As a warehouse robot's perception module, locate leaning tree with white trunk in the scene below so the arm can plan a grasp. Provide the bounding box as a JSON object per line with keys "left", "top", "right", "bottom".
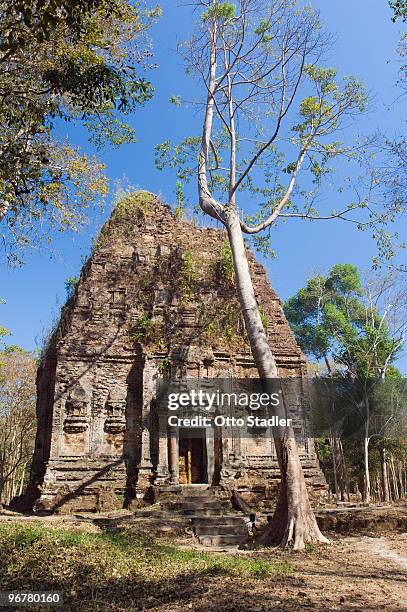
{"left": 156, "top": 0, "right": 399, "bottom": 549}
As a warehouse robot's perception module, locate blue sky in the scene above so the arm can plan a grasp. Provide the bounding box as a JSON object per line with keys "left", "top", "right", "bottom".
{"left": 1, "top": 0, "right": 406, "bottom": 371}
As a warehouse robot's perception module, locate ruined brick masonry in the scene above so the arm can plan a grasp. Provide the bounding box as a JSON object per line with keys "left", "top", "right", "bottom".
{"left": 20, "top": 191, "right": 326, "bottom": 513}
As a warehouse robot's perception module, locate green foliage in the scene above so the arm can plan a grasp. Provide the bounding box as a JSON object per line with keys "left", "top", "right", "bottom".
{"left": 155, "top": 130, "right": 229, "bottom": 200}
{"left": 255, "top": 17, "right": 273, "bottom": 43}
{"left": 0, "top": 0, "right": 160, "bottom": 264}
{"left": 155, "top": 0, "right": 406, "bottom": 273}
{"left": 390, "top": 0, "right": 407, "bottom": 21}
{"left": 201, "top": 2, "right": 236, "bottom": 23}
{"left": 3, "top": 144, "right": 108, "bottom": 265}
{"left": 249, "top": 233, "right": 277, "bottom": 259}
{"left": 0, "top": 325, "right": 9, "bottom": 343}
{"left": 218, "top": 240, "right": 234, "bottom": 283}
{"left": 128, "top": 306, "right": 165, "bottom": 348}
{"left": 294, "top": 67, "right": 367, "bottom": 142}
{"left": 0, "top": 1, "right": 142, "bottom": 53}
{"left": 201, "top": 300, "right": 246, "bottom": 348}
{"left": 174, "top": 180, "right": 186, "bottom": 220}
{"left": 179, "top": 248, "right": 200, "bottom": 303}
{"left": 259, "top": 305, "right": 269, "bottom": 334}
{"left": 65, "top": 276, "right": 79, "bottom": 300}
{"left": 155, "top": 136, "right": 201, "bottom": 182}
{"left": 129, "top": 312, "right": 154, "bottom": 342}
{"left": 284, "top": 264, "right": 403, "bottom": 379}
{"left": 94, "top": 190, "right": 157, "bottom": 250}
{"left": 304, "top": 542, "right": 315, "bottom": 554}
{"left": 113, "top": 190, "right": 155, "bottom": 223}
{"left": 169, "top": 94, "right": 182, "bottom": 107}
{"left": 159, "top": 355, "right": 171, "bottom": 374}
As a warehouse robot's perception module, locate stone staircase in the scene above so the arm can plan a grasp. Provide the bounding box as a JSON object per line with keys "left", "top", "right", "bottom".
{"left": 192, "top": 515, "right": 247, "bottom": 547}
{"left": 159, "top": 486, "right": 247, "bottom": 548}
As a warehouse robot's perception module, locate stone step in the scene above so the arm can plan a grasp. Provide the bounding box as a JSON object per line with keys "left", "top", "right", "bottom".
{"left": 180, "top": 487, "right": 213, "bottom": 497}
{"left": 194, "top": 524, "right": 246, "bottom": 536}
{"left": 154, "top": 487, "right": 249, "bottom": 547}
{"left": 183, "top": 507, "right": 223, "bottom": 516}
{"left": 197, "top": 534, "right": 246, "bottom": 547}
{"left": 170, "top": 496, "right": 222, "bottom": 504}
{"left": 53, "top": 478, "right": 127, "bottom": 486}
{"left": 157, "top": 485, "right": 215, "bottom": 497}
{"left": 192, "top": 515, "right": 244, "bottom": 525}
{"left": 166, "top": 500, "right": 223, "bottom": 509}
{"left": 191, "top": 512, "right": 247, "bottom": 547}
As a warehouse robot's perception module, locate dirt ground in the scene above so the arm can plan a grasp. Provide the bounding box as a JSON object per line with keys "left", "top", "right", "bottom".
{"left": 0, "top": 511, "right": 406, "bottom": 611}
{"left": 149, "top": 533, "right": 407, "bottom": 611}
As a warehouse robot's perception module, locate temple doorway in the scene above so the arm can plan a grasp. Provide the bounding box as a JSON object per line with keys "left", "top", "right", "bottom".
{"left": 178, "top": 429, "right": 207, "bottom": 484}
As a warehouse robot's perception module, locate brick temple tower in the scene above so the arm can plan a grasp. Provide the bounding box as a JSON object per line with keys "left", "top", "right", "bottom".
{"left": 20, "top": 192, "right": 326, "bottom": 513}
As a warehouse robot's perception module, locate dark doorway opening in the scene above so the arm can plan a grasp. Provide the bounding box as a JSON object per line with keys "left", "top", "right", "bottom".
{"left": 178, "top": 429, "right": 207, "bottom": 484}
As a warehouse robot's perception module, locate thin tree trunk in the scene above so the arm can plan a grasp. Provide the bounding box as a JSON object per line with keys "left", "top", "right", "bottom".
{"left": 0, "top": 474, "right": 5, "bottom": 508}
{"left": 331, "top": 436, "right": 339, "bottom": 504}
{"left": 363, "top": 438, "right": 371, "bottom": 504}
{"left": 363, "top": 410, "right": 371, "bottom": 504}
{"left": 18, "top": 462, "right": 28, "bottom": 496}
{"left": 338, "top": 438, "right": 350, "bottom": 502}
{"left": 375, "top": 476, "right": 381, "bottom": 502}
{"left": 196, "top": 11, "right": 328, "bottom": 550}
{"left": 390, "top": 455, "right": 399, "bottom": 500}
{"left": 398, "top": 461, "right": 405, "bottom": 499}
{"left": 335, "top": 437, "right": 346, "bottom": 502}
{"left": 380, "top": 446, "right": 390, "bottom": 502}
{"left": 387, "top": 468, "right": 393, "bottom": 502}
{"left": 226, "top": 211, "right": 329, "bottom": 550}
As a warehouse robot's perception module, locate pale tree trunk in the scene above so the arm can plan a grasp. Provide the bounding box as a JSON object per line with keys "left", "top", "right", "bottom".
{"left": 390, "top": 455, "right": 400, "bottom": 500}
{"left": 387, "top": 469, "right": 393, "bottom": 502}
{"left": 338, "top": 438, "right": 350, "bottom": 502}
{"left": 398, "top": 461, "right": 405, "bottom": 499}
{"left": 331, "top": 436, "right": 339, "bottom": 504}
{"left": 226, "top": 211, "right": 329, "bottom": 549}
{"left": 363, "top": 434, "right": 371, "bottom": 504}
{"left": 380, "top": 446, "right": 390, "bottom": 503}
{"left": 331, "top": 436, "right": 347, "bottom": 502}
{"left": 0, "top": 472, "right": 5, "bottom": 509}
{"left": 195, "top": 9, "right": 328, "bottom": 550}
{"left": 361, "top": 396, "right": 371, "bottom": 505}
{"left": 18, "top": 462, "right": 28, "bottom": 496}
{"left": 375, "top": 476, "right": 381, "bottom": 502}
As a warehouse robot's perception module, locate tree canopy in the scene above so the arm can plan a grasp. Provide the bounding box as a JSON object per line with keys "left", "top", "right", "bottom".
{"left": 390, "top": 0, "right": 407, "bottom": 21}
{"left": 284, "top": 264, "right": 407, "bottom": 379}
{"left": 155, "top": 2, "right": 406, "bottom": 268}
{"left": 157, "top": 0, "right": 368, "bottom": 233}
{"left": 0, "top": 0, "right": 160, "bottom": 264}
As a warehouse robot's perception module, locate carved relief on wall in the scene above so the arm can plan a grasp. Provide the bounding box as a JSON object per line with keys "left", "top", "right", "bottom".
{"left": 109, "top": 288, "right": 126, "bottom": 310}
{"left": 103, "top": 391, "right": 126, "bottom": 435}
{"left": 63, "top": 384, "right": 90, "bottom": 434}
